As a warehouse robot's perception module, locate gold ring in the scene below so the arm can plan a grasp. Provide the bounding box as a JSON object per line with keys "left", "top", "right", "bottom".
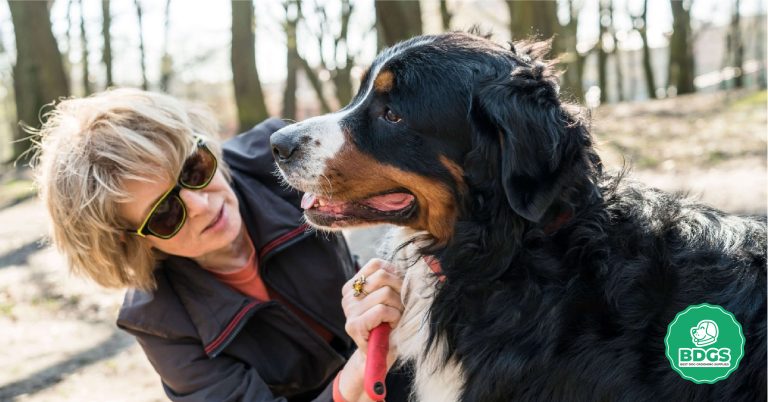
{"left": 352, "top": 275, "right": 369, "bottom": 297}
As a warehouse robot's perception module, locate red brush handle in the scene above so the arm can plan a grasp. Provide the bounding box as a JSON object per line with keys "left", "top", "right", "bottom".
{"left": 364, "top": 324, "right": 391, "bottom": 401}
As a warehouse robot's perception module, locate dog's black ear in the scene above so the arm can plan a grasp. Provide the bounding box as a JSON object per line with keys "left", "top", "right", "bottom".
{"left": 472, "top": 46, "right": 575, "bottom": 222}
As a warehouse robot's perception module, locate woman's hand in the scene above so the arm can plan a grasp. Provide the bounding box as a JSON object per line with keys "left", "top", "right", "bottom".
{"left": 336, "top": 258, "right": 404, "bottom": 401}
{"left": 342, "top": 258, "right": 403, "bottom": 354}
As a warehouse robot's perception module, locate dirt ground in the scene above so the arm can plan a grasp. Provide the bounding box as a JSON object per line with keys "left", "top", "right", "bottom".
{"left": 0, "top": 90, "right": 765, "bottom": 401}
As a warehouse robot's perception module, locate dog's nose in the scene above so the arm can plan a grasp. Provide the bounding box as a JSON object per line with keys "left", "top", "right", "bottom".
{"left": 270, "top": 127, "right": 303, "bottom": 164}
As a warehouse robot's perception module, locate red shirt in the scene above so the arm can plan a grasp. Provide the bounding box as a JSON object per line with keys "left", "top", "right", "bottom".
{"left": 210, "top": 234, "right": 334, "bottom": 343}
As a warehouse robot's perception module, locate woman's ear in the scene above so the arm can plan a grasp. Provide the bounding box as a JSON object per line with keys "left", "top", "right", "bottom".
{"left": 472, "top": 50, "right": 575, "bottom": 223}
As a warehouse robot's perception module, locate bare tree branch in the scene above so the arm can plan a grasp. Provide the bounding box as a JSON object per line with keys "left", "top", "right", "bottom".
{"left": 79, "top": 0, "right": 91, "bottom": 94}
{"left": 134, "top": 0, "right": 148, "bottom": 90}
{"left": 297, "top": 56, "right": 332, "bottom": 113}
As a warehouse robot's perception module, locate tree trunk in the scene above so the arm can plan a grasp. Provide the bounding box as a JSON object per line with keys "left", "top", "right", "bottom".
{"left": 64, "top": 0, "right": 74, "bottom": 80}
{"left": 507, "top": 0, "right": 559, "bottom": 40}
{"left": 375, "top": 0, "right": 422, "bottom": 50}
{"left": 8, "top": 0, "right": 70, "bottom": 164}
{"left": 507, "top": 1, "right": 585, "bottom": 101}
{"left": 332, "top": 0, "right": 354, "bottom": 106}
{"left": 756, "top": 4, "right": 767, "bottom": 89}
{"left": 560, "top": 0, "right": 584, "bottom": 102}
{"left": 731, "top": 0, "right": 744, "bottom": 88}
{"left": 231, "top": 0, "right": 269, "bottom": 131}
{"left": 638, "top": 0, "right": 657, "bottom": 98}
{"left": 613, "top": 50, "right": 624, "bottom": 102}
{"left": 134, "top": 0, "right": 148, "bottom": 90}
{"left": 598, "top": 0, "right": 608, "bottom": 103}
{"left": 282, "top": 0, "right": 299, "bottom": 120}
{"left": 669, "top": 0, "right": 695, "bottom": 94}
{"left": 102, "top": 0, "right": 113, "bottom": 88}
{"left": 79, "top": 0, "right": 91, "bottom": 95}
{"left": 160, "top": 0, "right": 173, "bottom": 91}
{"left": 609, "top": 0, "right": 623, "bottom": 102}
{"left": 305, "top": 0, "right": 355, "bottom": 108}
{"left": 440, "top": 0, "right": 452, "bottom": 32}
{"left": 333, "top": 65, "right": 353, "bottom": 107}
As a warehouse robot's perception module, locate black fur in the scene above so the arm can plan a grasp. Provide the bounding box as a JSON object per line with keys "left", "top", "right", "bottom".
{"left": 411, "top": 33, "right": 766, "bottom": 402}
{"left": 280, "top": 31, "right": 767, "bottom": 401}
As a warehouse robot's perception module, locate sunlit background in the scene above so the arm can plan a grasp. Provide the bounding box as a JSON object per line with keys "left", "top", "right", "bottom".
{"left": 0, "top": 1, "right": 765, "bottom": 401}
{"left": 0, "top": 0, "right": 765, "bottom": 142}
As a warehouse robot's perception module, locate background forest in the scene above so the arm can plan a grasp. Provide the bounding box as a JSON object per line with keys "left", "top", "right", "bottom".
{"left": 1, "top": 0, "right": 765, "bottom": 166}
{"left": 0, "top": 1, "right": 765, "bottom": 400}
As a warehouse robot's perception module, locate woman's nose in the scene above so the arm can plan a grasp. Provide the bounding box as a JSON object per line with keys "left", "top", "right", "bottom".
{"left": 179, "top": 188, "right": 210, "bottom": 217}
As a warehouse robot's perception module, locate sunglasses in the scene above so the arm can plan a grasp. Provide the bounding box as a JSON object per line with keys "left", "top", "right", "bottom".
{"left": 127, "top": 137, "right": 218, "bottom": 239}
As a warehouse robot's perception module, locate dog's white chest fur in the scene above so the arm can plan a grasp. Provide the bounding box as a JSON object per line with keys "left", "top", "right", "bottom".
{"left": 379, "top": 228, "right": 465, "bottom": 402}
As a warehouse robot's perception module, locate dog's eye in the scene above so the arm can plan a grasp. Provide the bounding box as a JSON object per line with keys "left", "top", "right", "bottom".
{"left": 384, "top": 108, "right": 402, "bottom": 123}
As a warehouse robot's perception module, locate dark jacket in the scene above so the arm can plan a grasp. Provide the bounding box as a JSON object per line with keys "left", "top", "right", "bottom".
{"left": 117, "top": 119, "right": 357, "bottom": 401}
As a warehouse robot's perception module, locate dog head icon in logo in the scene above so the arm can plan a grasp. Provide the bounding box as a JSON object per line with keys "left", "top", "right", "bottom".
{"left": 690, "top": 320, "right": 719, "bottom": 347}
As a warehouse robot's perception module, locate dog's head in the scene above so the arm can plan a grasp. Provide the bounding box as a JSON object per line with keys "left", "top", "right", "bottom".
{"left": 271, "top": 32, "right": 596, "bottom": 245}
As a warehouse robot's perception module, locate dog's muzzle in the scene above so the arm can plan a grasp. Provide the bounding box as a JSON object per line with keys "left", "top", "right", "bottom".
{"left": 270, "top": 126, "right": 304, "bottom": 166}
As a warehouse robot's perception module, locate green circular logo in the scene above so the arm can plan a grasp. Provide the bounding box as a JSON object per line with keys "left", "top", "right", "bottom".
{"left": 665, "top": 303, "right": 745, "bottom": 384}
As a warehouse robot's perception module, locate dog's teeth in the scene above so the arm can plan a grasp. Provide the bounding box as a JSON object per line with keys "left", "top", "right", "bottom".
{"left": 318, "top": 199, "right": 326, "bottom": 207}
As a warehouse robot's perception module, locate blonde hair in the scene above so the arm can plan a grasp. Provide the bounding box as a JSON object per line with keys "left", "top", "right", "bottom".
{"left": 32, "top": 88, "right": 229, "bottom": 290}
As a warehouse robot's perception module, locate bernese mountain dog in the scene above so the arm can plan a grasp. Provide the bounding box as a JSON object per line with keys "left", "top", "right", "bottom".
{"left": 270, "top": 31, "right": 766, "bottom": 401}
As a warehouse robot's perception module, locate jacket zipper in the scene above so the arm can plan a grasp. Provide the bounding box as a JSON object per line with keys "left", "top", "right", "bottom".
{"left": 259, "top": 224, "right": 351, "bottom": 341}
{"left": 205, "top": 224, "right": 313, "bottom": 357}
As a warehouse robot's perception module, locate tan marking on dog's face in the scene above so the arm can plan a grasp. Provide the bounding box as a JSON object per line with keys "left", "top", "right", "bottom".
{"left": 374, "top": 70, "right": 395, "bottom": 93}
{"left": 323, "top": 140, "right": 458, "bottom": 245}
{"left": 439, "top": 155, "right": 468, "bottom": 195}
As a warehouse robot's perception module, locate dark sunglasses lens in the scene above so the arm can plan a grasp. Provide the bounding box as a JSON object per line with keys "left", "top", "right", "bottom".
{"left": 180, "top": 146, "right": 216, "bottom": 188}
{"left": 147, "top": 195, "right": 185, "bottom": 237}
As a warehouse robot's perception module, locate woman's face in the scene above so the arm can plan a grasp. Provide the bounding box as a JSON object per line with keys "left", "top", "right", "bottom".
{"left": 119, "top": 170, "right": 243, "bottom": 258}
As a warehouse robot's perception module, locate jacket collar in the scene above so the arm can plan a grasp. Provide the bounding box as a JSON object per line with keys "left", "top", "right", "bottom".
{"left": 116, "top": 256, "right": 259, "bottom": 357}
{"left": 164, "top": 256, "right": 265, "bottom": 357}
{"left": 222, "top": 118, "right": 309, "bottom": 260}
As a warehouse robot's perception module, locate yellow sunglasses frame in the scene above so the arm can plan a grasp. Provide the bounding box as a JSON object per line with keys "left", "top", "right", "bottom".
{"left": 129, "top": 137, "right": 217, "bottom": 239}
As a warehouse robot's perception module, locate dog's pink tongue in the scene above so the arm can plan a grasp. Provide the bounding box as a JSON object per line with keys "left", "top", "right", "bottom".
{"left": 301, "top": 193, "right": 317, "bottom": 209}
{"left": 361, "top": 193, "right": 414, "bottom": 211}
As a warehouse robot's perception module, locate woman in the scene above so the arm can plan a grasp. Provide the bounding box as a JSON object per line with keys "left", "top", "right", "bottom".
{"left": 32, "top": 88, "right": 407, "bottom": 401}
